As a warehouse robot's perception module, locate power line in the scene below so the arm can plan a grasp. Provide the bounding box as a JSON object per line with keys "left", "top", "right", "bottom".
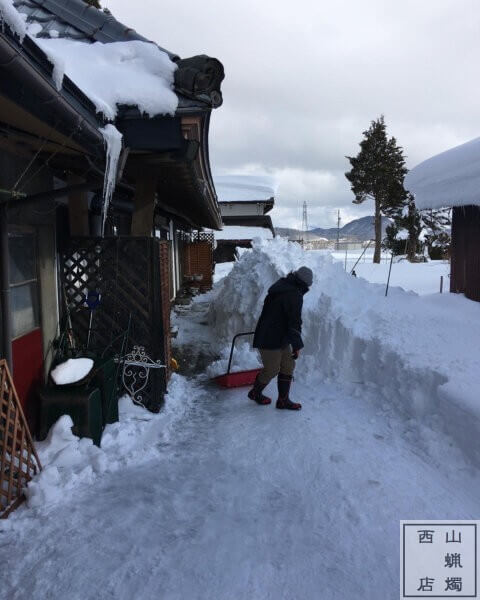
{"left": 336, "top": 209, "right": 341, "bottom": 250}
{"left": 302, "top": 201, "right": 308, "bottom": 246}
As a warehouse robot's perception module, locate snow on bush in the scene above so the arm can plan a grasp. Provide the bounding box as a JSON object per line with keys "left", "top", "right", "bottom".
{"left": 209, "top": 238, "right": 480, "bottom": 464}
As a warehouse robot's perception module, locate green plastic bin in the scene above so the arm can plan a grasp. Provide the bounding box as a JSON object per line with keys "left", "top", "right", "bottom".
{"left": 37, "top": 386, "right": 103, "bottom": 447}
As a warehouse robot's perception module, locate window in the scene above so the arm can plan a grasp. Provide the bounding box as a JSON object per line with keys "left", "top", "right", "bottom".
{"left": 9, "top": 233, "right": 40, "bottom": 338}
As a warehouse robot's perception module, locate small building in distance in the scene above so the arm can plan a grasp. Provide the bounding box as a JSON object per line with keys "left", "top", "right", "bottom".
{"left": 212, "top": 175, "right": 276, "bottom": 263}
{"left": 406, "top": 136, "right": 480, "bottom": 302}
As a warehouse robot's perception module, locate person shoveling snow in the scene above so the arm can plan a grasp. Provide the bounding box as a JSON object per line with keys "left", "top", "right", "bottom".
{"left": 248, "top": 266, "right": 313, "bottom": 410}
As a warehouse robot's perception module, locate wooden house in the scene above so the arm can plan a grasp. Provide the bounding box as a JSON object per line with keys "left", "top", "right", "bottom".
{"left": 0, "top": 0, "right": 224, "bottom": 418}
{"left": 406, "top": 136, "right": 480, "bottom": 302}
{"left": 212, "top": 175, "right": 275, "bottom": 263}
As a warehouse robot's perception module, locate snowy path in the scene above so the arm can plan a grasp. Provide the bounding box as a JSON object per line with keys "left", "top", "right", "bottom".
{"left": 2, "top": 375, "right": 479, "bottom": 599}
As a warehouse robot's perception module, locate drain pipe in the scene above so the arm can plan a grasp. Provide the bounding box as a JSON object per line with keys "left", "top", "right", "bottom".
{"left": 0, "top": 203, "right": 12, "bottom": 369}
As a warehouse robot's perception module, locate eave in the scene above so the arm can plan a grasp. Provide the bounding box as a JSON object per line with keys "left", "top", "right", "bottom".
{"left": 0, "top": 27, "right": 105, "bottom": 159}
{"left": 219, "top": 198, "right": 274, "bottom": 215}
{"left": 121, "top": 112, "right": 221, "bottom": 230}
{"left": 220, "top": 215, "right": 275, "bottom": 236}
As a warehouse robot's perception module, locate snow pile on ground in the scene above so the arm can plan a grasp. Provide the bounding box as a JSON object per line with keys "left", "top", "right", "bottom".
{"left": 209, "top": 237, "right": 480, "bottom": 464}
{"left": 50, "top": 358, "right": 93, "bottom": 385}
{"left": 21, "top": 375, "right": 193, "bottom": 512}
{"left": 33, "top": 38, "right": 178, "bottom": 119}
{"left": 406, "top": 135, "right": 480, "bottom": 209}
{"left": 0, "top": 0, "right": 27, "bottom": 41}
{"left": 213, "top": 261, "right": 235, "bottom": 283}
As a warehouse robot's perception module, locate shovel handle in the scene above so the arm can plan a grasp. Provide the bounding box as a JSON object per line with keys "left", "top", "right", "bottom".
{"left": 227, "top": 332, "right": 255, "bottom": 374}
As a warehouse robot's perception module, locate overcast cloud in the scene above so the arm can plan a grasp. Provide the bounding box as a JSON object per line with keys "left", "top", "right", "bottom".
{"left": 104, "top": 0, "right": 480, "bottom": 227}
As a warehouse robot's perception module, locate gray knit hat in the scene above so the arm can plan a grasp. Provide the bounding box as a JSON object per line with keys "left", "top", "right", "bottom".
{"left": 294, "top": 266, "right": 313, "bottom": 287}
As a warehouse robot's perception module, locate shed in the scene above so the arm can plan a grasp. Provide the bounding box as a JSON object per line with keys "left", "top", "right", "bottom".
{"left": 405, "top": 137, "right": 480, "bottom": 302}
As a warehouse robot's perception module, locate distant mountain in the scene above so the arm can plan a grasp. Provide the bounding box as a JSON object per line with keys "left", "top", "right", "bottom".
{"left": 276, "top": 216, "right": 391, "bottom": 241}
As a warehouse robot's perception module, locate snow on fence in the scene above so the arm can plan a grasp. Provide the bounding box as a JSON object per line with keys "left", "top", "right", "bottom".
{"left": 208, "top": 238, "right": 480, "bottom": 465}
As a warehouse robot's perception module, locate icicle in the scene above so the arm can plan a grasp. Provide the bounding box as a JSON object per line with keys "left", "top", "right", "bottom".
{"left": 0, "top": 0, "right": 27, "bottom": 42}
{"left": 99, "top": 124, "right": 123, "bottom": 236}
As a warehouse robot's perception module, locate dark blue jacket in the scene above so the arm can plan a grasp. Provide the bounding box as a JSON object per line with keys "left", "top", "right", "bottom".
{"left": 253, "top": 273, "right": 308, "bottom": 351}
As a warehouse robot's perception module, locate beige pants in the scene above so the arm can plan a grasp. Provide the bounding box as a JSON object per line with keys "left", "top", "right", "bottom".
{"left": 257, "top": 346, "right": 296, "bottom": 385}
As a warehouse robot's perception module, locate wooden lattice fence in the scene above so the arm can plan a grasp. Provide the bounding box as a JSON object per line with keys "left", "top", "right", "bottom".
{"left": 60, "top": 237, "right": 169, "bottom": 411}
{"left": 0, "top": 360, "right": 41, "bottom": 518}
{"left": 183, "top": 232, "right": 214, "bottom": 292}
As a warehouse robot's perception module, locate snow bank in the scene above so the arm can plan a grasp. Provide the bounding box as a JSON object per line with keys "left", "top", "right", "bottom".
{"left": 34, "top": 38, "right": 178, "bottom": 119}
{"left": 51, "top": 358, "right": 93, "bottom": 385}
{"left": 0, "top": 0, "right": 27, "bottom": 41}
{"left": 209, "top": 238, "right": 480, "bottom": 464}
{"left": 406, "top": 136, "right": 480, "bottom": 209}
{"left": 22, "top": 375, "right": 193, "bottom": 511}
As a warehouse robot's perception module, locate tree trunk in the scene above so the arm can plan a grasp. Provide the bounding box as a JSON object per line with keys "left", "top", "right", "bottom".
{"left": 373, "top": 199, "right": 381, "bottom": 263}
{"left": 407, "top": 203, "right": 416, "bottom": 262}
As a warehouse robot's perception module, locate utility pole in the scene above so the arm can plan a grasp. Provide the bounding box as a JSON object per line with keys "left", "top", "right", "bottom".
{"left": 302, "top": 201, "right": 308, "bottom": 249}
{"left": 336, "top": 209, "right": 341, "bottom": 250}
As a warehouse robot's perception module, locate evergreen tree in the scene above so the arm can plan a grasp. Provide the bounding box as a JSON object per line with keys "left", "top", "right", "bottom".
{"left": 421, "top": 208, "right": 451, "bottom": 259}
{"left": 383, "top": 193, "right": 422, "bottom": 260}
{"left": 345, "top": 116, "right": 408, "bottom": 263}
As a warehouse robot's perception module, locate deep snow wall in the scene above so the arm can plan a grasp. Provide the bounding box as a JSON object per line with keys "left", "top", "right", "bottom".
{"left": 209, "top": 238, "right": 480, "bottom": 465}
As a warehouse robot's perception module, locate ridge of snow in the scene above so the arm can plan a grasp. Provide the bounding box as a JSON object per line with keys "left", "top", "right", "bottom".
{"left": 208, "top": 237, "right": 480, "bottom": 464}
{"left": 0, "top": 0, "right": 27, "bottom": 41}
{"left": 406, "top": 136, "right": 480, "bottom": 209}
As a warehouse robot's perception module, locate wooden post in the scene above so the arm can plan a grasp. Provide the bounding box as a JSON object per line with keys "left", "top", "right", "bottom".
{"left": 67, "top": 175, "right": 89, "bottom": 236}
{"left": 0, "top": 203, "right": 12, "bottom": 369}
{"left": 440, "top": 275, "right": 444, "bottom": 294}
{"left": 385, "top": 253, "right": 394, "bottom": 297}
{"left": 131, "top": 176, "right": 157, "bottom": 237}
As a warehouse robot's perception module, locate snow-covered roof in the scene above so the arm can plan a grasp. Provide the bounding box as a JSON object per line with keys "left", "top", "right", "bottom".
{"left": 1, "top": 0, "right": 224, "bottom": 120}
{"left": 405, "top": 136, "right": 480, "bottom": 210}
{"left": 214, "top": 226, "right": 274, "bottom": 241}
{"left": 214, "top": 175, "right": 276, "bottom": 202}
{"left": 34, "top": 37, "right": 178, "bottom": 119}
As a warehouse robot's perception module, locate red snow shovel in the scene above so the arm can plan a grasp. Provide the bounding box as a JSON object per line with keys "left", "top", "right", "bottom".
{"left": 214, "top": 332, "right": 261, "bottom": 388}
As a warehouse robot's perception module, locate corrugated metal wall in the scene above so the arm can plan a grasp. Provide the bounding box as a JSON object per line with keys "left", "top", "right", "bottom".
{"left": 451, "top": 205, "right": 480, "bottom": 302}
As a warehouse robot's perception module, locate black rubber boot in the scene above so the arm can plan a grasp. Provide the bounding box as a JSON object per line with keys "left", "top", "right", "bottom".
{"left": 276, "top": 373, "right": 302, "bottom": 410}
{"left": 248, "top": 376, "right": 272, "bottom": 405}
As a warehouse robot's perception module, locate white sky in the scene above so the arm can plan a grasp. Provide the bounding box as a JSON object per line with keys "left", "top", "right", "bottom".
{"left": 104, "top": 0, "right": 480, "bottom": 228}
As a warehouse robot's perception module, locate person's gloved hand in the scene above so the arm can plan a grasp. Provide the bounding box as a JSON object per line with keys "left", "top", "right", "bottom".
{"left": 291, "top": 349, "right": 301, "bottom": 360}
